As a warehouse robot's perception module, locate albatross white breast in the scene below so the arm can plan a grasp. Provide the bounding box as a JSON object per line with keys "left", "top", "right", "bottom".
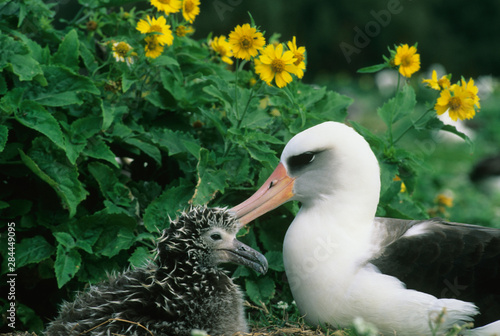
{"left": 231, "top": 121, "right": 500, "bottom": 335}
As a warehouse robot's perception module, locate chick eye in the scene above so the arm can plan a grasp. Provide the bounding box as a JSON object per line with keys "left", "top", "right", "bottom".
{"left": 210, "top": 233, "right": 222, "bottom": 241}
{"left": 288, "top": 152, "right": 316, "bottom": 169}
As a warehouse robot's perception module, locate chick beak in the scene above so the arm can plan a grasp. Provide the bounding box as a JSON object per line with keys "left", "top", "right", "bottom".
{"left": 217, "top": 239, "right": 268, "bottom": 274}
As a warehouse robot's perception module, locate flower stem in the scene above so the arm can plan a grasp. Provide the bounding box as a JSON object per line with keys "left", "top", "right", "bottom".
{"left": 234, "top": 58, "right": 239, "bottom": 120}
{"left": 392, "top": 107, "right": 434, "bottom": 145}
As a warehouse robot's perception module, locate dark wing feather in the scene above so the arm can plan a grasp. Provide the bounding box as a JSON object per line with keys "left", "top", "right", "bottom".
{"left": 370, "top": 218, "right": 500, "bottom": 327}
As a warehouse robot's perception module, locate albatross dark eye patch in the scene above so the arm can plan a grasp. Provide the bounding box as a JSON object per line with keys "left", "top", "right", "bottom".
{"left": 288, "top": 152, "right": 316, "bottom": 169}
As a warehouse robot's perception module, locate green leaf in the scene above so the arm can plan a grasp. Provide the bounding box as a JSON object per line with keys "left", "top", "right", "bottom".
{"left": 0, "top": 125, "right": 8, "bottom": 152}
{"left": 69, "top": 217, "right": 103, "bottom": 254}
{"left": 244, "top": 142, "right": 279, "bottom": 169}
{"left": 19, "top": 137, "right": 88, "bottom": 217}
{"left": 128, "top": 246, "right": 152, "bottom": 268}
{"left": 349, "top": 121, "right": 385, "bottom": 152}
{"left": 0, "top": 75, "right": 7, "bottom": 95}
{"left": 265, "top": 251, "right": 285, "bottom": 272}
{"left": 357, "top": 63, "right": 389, "bottom": 73}
{"left": 83, "top": 138, "right": 119, "bottom": 168}
{"left": 51, "top": 29, "right": 80, "bottom": 71}
{"left": 74, "top": 213, "right": 137, "bottom": 257}
{"left": 124, "top": 137, "right": 162, "bottom": 166}
{"left": 232, "top": 265, "right": 252, "bottom": 278}
{"left": 17, "top": 303, "right": 44, "bottom": 333}
{"left": 88, "top": 161, "right": 132, "bottom": 207}
{"left": 0, "top": 87, "right": 24, "bottom": 115}
{"left": 377, "top": 85, "right": 416, "bottom": 127}
{"left": 64, "top": 116, "right": 102, "bottom": 164}
{"left": 240, "top": 108, "right": 272, "bottom": 130}
{"left": 143, "top": 180, "right": 194, "bottom": 232}
{"left": 16, "top": 236, "right": 56, "bottom": 269}
{"left": 54, "top": 245, "right": 82, "bottom": 288}
{"left": 25, "top": 65, "right": 99, "bottom": 106}
{"left": 203, "top": 84, "right": 233, "bottom": 111}
{"left": 79, "top": 41, "right": 97, "bottom": 73}
{"left": 53, "top": 232, "right": 76, "bottom": 249}
{"left": 0, "top": 34, "right": 43, "bottom": 81}
{"left": 15, "top": 100, "right": 66, "bottom": 150}
{"left": 153, "top": 55, "right": 183, "bottom": 82}
{"left": 245, "top": 277, "right": 276, "bottom": 305}
{"left": 101, "top": 101, "right": 128, "bottom": 131}
{"left": 150, "top": 128, "right": 201, "bottom": 158}
{"left": 379, "top": 161, "right": 400, "bottom": 204}
{"left": 92, "top": 214, "right": 137, "bottom": 257}
{"left": 191, "top": 148, "right": 229, "bottom": 204}
{"left": 441, "top": 124, "right": 473, "bottom": 147}
{"left": 311, "top": 90, "right": 352, "bottom": 122}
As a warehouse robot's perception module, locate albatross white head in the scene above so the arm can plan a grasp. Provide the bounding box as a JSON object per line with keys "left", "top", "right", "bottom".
{"left": 231, "top": 121, "right": 381, "bottom": 231}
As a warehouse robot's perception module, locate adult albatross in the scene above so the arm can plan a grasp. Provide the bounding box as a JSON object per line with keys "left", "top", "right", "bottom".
{"left": 231, "top": 121, "right": 500, "bottom": 335}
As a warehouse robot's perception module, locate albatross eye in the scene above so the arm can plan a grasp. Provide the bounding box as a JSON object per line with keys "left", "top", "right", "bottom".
{"left": 210, "top": 233, "right": 222, "bottom": 241}
{"left": 288, "top": 152, "right": 316, "bottom": 169}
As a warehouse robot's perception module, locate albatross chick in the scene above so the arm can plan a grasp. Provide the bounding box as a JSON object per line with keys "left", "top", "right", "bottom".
{"left": 46, "top": 205, "right": 267, "bottom": 336}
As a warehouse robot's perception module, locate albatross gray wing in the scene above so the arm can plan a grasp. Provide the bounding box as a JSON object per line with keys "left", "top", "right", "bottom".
{"left": 370, "top": 218, "right": 500, "bottom": 327}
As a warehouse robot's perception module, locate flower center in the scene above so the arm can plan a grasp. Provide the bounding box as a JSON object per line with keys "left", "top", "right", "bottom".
{"left": 218, "top": 46, "right": 227, "bottom": 55}
{"left": 240, "top": 36, "right": 252, "bottom": 49}
{"left": 115, "top": 42, "right": 130, "bottom": 56}
{"left": 293, "top": 52, "right": 304, "bottom": 65}
{"left": 184, "top": 0, "right": 194, "bottom": 12}
{"left": 401, "top": 55, "right": 412, "bottom": 67}
{"left": 176, "top": 25, "right": 186, "bottom": 37}
{"left": 449, "top": 96, "right": 462, "bottom": 111}
{"left": 158, "top": 0, "right": 171, "bottom": 4}
{"left": 150, "top": 25, "right": 162, "bottom": 33}
{"left": 146, "top": 37, "right": 159, "bottom": 50}
{"left": 271, "top": 59, "right": 285, "bottom": 73}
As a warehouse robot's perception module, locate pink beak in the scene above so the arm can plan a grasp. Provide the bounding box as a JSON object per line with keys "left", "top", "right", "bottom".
{"left": 231, "top": 162, "right": 295, "bottom": 226}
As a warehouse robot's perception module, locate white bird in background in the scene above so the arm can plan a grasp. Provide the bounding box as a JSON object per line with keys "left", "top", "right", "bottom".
{"left": 231, "top": 121, "right": 500, "bottom": 335}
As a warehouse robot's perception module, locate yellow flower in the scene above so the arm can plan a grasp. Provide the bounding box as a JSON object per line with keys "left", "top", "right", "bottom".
{"left": 175, "top": 25, "right": 194, "bottom": 37}
{"left": 461, "top": 78, "right": 481, "bottom": 109}
{"left": 435, "top": 84, "right": 476, "bottom": 121}
{"left": 287, "top": 36, "right": 306, "bottom": 79}
{"left": 422, "top": 70, "right": 450, "bottom": 90}
{"left": 182, "top": 0, "right": 200, "bottom": 23}
{"left": 150, "top": 0, "right": 182, "bottom": 15}
{"left": 436, "top": 194, "right": 453, "bottom": 208}
{"left": 210, "top": 35, "right": 233, "bottom": 65}
{"left": 393, "top": 175, "right": 406, "bottom": 193}
{"left": 255, "top": 43, "right": 297, "bottom": 88}
{"left": 393, "top": 44, "right": 420, "bottom": 78}
{"left": 144, "top": 35, "right": 164, "bottom": 59}
{"left": 112, "top": 42, "right": 136, "bottom": 66}
{"left": 229, "top": 23, "right": 266, "bottom": 60}
{"left": 136, "top": 16, "right": 174, "bottom": 46}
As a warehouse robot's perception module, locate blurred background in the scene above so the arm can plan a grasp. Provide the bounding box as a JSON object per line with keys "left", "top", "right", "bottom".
{"left": 53, "top": 0, "right": 500, "bottom": 82}
{"left": 194, "top": 0, "right": 500, "bottom": 82}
